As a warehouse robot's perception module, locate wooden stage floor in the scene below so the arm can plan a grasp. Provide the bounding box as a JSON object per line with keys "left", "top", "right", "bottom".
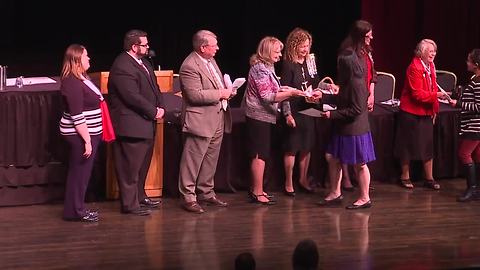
{"left": 1, "top": 179, "right": 480, "bottom": 270}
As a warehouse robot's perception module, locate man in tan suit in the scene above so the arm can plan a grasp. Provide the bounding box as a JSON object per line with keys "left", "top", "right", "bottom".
{"left": 178, "top": 30, "right": 233, "bottom": 213}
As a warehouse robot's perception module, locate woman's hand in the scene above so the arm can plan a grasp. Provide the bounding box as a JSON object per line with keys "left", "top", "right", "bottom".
{"left": 286, "top": 114, "right": 296, "bottom": 128}
{"left": 84, "top": 141, "right": 92, "bottom": 158}
{"left": 320, "top": 111, "right": 331, "bottom": 119}
{"left": 449, "top": 99, "right": 457, "bottom": 107}
{"left": 367, "top": 95, "right": 374, "bottom": 112}
{"left": 329, "top": 84, "right": 340, "bottom": 94}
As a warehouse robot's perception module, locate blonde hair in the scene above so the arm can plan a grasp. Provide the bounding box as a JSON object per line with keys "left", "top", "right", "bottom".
{"left": 414, "top": 39, "right": 437, "bottom": 57}
{"left": 61, "top": 44, "right": 87, "bottom": 80}
{"left": 283, "top": 27, "right": 312, "bottom": 62}
{"left": 249, "top": 36, "right": 283, "bottom": 66}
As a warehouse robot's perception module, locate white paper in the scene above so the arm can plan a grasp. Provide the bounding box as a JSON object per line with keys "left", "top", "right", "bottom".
{"left": 438, "top": 98, "right": 450, "bottom": 104}
{"left": 380, "top": 98, "right": 400, "bottom": 106}
{"left": 437, "top": 83, "right": 453, "bottom": 102}
{"left": 304, "top": 85, "right": 313, "bottom": 97}
{"left": 223, "top": 74, "right": 246, "bottom": 96}
{"left": 232, "top": 78, "right": 246, "bottom": 90}
{"left": 323, "top": 104, "right": 337, "bottom": 111}
{"left": 223, "top": 74, "right": 232, "bottom": 88}
{"left": 6, "top": 78, "right": 16, "bottom": 86}
{"left": 6, "top": 77, "right": 56, "bottom": 86}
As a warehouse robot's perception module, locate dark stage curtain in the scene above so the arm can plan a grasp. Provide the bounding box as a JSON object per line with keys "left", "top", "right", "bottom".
{"left": 361, "top": 0, "right": 480, "bottom": 96}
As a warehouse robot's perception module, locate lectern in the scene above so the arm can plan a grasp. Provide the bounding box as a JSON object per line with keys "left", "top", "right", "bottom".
{"left": 89, "top": 70, "right": 174, "bottom": 199}
{"left": 89, "top": 70, "right": 174, "bottom": 93}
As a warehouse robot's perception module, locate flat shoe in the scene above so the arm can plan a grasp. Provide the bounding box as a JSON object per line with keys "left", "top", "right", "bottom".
{"left": 399, "top": 178, "right": 414, "bottom": 189}
{"left": 317, "top": 194, "right": 343, "bottom": 206}
{"left": 346, "top": 200, "right": 372, "bottom": 210}
{"left": 424, "top": 179, "right": 440, "bottom": 190}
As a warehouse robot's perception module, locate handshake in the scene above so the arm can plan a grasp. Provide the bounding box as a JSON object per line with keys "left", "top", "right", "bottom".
{"left": 304, "top": 83, "right": 339, "bottom": 103}
{"left": 279, "top": 82, "right": 339, "bottom": 103}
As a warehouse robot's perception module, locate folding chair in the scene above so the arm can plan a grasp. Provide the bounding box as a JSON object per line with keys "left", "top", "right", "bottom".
{"left": 436, "top": 70, "right": 457, "bottom": 92}
{"left": 374, "top": 71, "right": 396, "bottom": 104}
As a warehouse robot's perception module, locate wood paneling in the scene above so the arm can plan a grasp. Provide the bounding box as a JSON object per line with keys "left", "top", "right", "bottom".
{"left": 106, "top": 120, "right": 164, "bottom": 199}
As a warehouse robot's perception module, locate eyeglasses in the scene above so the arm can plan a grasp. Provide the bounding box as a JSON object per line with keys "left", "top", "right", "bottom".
{"left": 136, "top": 43, "right": 149, "bottom": 47}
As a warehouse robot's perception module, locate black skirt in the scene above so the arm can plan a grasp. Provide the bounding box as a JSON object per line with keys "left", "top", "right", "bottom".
{"left": 246, "top": 117, "right": 274, "bottom": 160}
{"left": 281, "top": 113, "right": 315, "bottom": 153}
{"left": 394, "top": 110, "right": 434, "bottom": 161}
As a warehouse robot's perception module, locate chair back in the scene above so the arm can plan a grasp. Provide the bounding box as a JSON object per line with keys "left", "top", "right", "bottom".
{"left": 374, "top": 72, "right": 396, "bottom": 103}
{"left": 436, "top": 70, "right": 457, "bottom": 92}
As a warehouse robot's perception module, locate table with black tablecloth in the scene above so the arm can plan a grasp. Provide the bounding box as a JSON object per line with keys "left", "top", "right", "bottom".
{"left": 0, "top": 81, "right": 67, "bottom": 206}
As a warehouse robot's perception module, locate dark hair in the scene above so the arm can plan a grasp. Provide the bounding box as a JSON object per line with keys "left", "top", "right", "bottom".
{"left": 235, "top": 252, "right": 256, "bottom": 270}
{"left": 469, "top": 48, "right": 480, "bottom": 67}
{"left": 339, "top": 20, "right": 372, "bottom": 55}
{"left": 123, "top": 29, "right": 147, "bottom": 51}
{"left": 292, "top": 239, "right": 319, "bottom": 270}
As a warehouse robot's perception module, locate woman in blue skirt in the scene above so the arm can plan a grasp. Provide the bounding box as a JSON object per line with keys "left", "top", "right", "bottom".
{"left": 315, "top": 20, "right": 376, "bottom": 209}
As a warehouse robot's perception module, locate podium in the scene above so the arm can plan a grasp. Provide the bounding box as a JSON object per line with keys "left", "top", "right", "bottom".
{"left": 90, "top": 70, "right": 174, "bottom": 199}
{"left": 89, "top": 70, "right": 175, "bottom": 93}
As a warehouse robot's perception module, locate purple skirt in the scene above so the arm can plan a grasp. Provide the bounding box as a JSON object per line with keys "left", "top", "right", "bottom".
{"left": 326, "top": 132, "right": 376, "bottom": 165}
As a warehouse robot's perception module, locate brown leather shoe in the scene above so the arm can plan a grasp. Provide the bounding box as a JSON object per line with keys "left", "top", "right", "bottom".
{"left": 183, "top": 201, "right": 205, "bottom": 214}
{"left": 199, "top": 196, "right": 228, "bottom": 207}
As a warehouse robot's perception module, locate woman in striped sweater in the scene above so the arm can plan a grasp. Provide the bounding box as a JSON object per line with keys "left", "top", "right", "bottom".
{"left": 59, "top": 44, "right": 102, "bottom": 222}
{"left": 450, "top": 49, "right": 480, "bottom": 202}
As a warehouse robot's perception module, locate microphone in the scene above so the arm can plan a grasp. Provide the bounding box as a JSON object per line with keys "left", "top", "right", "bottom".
{"left": 147, "top": 49, "right": 156, "bottom": 69}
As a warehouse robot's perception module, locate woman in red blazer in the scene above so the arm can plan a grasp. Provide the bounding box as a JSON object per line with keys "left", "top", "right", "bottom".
{"left": 394, "top": 39, "right": 446, "bottom": 190}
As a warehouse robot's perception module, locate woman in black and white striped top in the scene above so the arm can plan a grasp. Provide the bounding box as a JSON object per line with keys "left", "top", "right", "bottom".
{"left": 59, "top": 44, "right": 102, "bottom": 222}
{"left": 450, "top": 48, "right": 480, "bottom": 202}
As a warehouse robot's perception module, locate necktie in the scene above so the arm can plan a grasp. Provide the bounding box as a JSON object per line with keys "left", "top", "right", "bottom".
{"left": 207, "top": 61, "right": 228, "bottom": 110}
{"left": 207, "top": 60, "right": 224, "bottom": 88}
{"left": 140, "top": 61, "right": 150, "bottom": 75}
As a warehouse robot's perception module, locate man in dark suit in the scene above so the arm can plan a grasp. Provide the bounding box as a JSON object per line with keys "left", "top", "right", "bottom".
{"left": 108, "top": 29, "right": 165, "bottom": 216}
{"left": 178, "top": 30, "right": 233, "bottom": 213}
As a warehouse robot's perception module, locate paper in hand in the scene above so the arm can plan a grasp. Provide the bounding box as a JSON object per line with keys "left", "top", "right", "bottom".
{"left": 304, "top": 85, "right": 313, "bottom": 97}
{"left": 437, "top": 84, "right": 453, "bottom": 102}
{"left": 232, "top": 78, "right": 246, "bottom": 90}
{"left": 221, "top": 74, "right": 233, "bottom": 111}
{"left": 224, "top": 74, "right": 232, "bottom": 88}
{"left": 224, "top": 74, "right": 246, "bottom": 96}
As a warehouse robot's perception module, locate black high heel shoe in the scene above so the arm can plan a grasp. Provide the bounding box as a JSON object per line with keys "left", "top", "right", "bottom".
{"left": 250, "top": 194, "right": 276, "bottom": 205}
{"left": 284, "top": 189, "right": 296, "bottom": 197}
{"left": 248, "top": 190, "right": 276, "bottom": 202}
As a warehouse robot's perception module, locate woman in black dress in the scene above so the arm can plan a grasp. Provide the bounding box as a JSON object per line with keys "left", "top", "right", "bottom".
{"left": 280, "top": 27, "right": 337, "bottom": 195}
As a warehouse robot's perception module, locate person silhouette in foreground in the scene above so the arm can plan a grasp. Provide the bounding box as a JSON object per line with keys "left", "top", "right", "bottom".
{"left": 235, "top": 252, "right": 256, "bottom": 270}
{"left": 292, "top": 238, "right": 320, "bottom": 270}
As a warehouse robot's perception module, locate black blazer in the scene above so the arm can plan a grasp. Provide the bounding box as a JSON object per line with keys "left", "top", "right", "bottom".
{"left": 107, "top": 52, "right": 164, "bottom": 139}
{"left": 328, "top": 49, "right": 370, "bottom": 136}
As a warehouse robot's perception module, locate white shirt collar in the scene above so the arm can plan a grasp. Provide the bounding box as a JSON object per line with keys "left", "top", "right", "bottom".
{"left": 127, "top": 51, "right": 144, "bottom": 65}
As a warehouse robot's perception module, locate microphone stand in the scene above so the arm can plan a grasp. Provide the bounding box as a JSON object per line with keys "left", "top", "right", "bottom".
{"left": 147, "top": 49, "right": 156, "bottom": 70}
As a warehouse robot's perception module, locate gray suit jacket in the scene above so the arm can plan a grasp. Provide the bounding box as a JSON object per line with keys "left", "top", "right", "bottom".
{"left": 179, "top": 52, "right": 232, "bottom": 137}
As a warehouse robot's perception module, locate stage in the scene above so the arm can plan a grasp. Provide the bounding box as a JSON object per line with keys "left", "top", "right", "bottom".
{"left": 1, "top": 179, "right": 479, "bottom": 270}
